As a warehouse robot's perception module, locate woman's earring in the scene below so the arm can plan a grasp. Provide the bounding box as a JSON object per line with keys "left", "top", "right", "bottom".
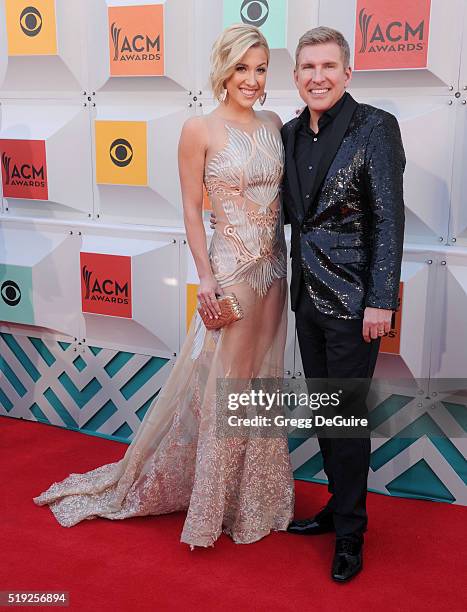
{"left": 219, "top": 88, "right": 227, "bottom": 103}
{"left": 259, "top": 91, "right": 267, "bottom": 106}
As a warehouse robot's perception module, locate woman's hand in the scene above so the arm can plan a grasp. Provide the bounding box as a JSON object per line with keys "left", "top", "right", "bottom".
{"left": 198, "top": 275, "right": 224, "bottom": 319}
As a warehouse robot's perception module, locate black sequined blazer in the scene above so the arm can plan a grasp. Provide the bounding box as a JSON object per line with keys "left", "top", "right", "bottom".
{"left": 281, "top": 93, "right": 406, "bottom": 318}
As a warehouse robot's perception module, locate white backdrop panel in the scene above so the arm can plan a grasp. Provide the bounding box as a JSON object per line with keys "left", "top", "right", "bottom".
{"left": 428, "top": 249, "right": 467, "bottom": 380}
{"left": 89, "top": 0, "right": 194, "bottom": 95}
{"left": 0, "top": 0, "right": 87, "bottom": 97}
{"left": 0, "top": 220, "right": 81, "bottom": 336}
{"left": 238, "top": 94, "right": 454, "bottom": 246}
{"left": 374, "top": 249, "right": 433, "bottom": 380}
{"left": 449, "top": 99, "right": 467, "bottom": 246}
{"left": 318, "top": 0, "right": 464, "bottom": 92}
{"left": 92, "top": 103, "right": 191, "bottom": 226}
{"left": 459, "top": 0, "right": 467, "bottom": 92}
{"left": 357, "top": 95, "right": 454, "bottom": 244}
{"left": 0, "top": 100, "right": 94, "bottom": 219}
{"left": 81, "top": 229, "right": 181, "bottom": 358}
{"left": 291, "top": 250, "right": 435, "bottom": 381}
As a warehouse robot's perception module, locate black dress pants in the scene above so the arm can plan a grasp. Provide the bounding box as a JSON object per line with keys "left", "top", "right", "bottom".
{"left": 295, "top": 283, "right": 380, "bottom": 540}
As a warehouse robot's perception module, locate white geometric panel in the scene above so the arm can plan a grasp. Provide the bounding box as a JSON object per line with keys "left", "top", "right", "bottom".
{"left": 81, "top": 231, "right": 181, "bottom": 358}
{"left": 266, "top": 98, "right": 303, "bottom": 125}
{"left": 0, "top": 0, "right": 88, "bottom": 97}
{"left": 88, "top": 0, "right": 194, "bottom": 95}
{"left": 458, "top": 0, "right": 467, "bottom": 91}
{"left": 428, "top": 249, "right": 467, "bottom": 379}
{"left": 290, "top": 250, "right": 434, "bottom": 381}
{"left": 449, "top": 100, "right": 467, "bottom": 246}
{"left": 319, "top": 0, "right": 464, "bottom": 92}
{"left": 0, "top": 100, "right": 94, "bottom": 219}
{"left": 375, "top": 249, "right": 433, "bottom": 380}
{"left": 93, "top": 103, "right": 192, "bottom": 226}
{"left": 356, "top": 95, "right": 455, "bottom": 244}
{"left": 180, "top": 236, "right": 200, "bottom": 346}
{"left": 195, "top": 0, "right": 319, "bottom": 95}
{"left": 0, "top": 221, "right": 82, "bottom": 336}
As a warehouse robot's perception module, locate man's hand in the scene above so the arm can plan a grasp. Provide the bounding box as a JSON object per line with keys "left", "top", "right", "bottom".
{"left": 362, "top": 307, "right": 392, "bottom": 343}
{"left": 209, "top": 212, "right": 217, "bottom": 230}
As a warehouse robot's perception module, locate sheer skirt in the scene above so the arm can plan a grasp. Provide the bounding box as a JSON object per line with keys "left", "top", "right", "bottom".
{"left": 33, "top": 277, "right": 294, "bottom": 547}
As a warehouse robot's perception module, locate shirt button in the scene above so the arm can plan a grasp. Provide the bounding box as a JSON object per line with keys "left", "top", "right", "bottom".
{"left": 308, "top": 166, "right": 312, "bottom": 170}
{"left": 305, "top": 194, "right": 310, "bottom": 199}
{"left": 313, "top": 137, "right": 318, "bottom": 142}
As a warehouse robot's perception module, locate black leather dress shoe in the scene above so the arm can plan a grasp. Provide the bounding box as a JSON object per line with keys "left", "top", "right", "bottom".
{"left": 287, "top": 513, "right": 335, "bottom": 535}
{"left": 331, "top": 538, "right": 363, "bottom": 583}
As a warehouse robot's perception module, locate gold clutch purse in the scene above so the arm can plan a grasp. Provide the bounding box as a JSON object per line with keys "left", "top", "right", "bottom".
{"left": 198, "top": 293, "right": 244, "bottom": 330}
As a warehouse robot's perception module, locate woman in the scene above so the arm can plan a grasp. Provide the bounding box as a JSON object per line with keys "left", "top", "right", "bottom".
{"left": 34, "top": 24, "right": 294, "bottom": 548}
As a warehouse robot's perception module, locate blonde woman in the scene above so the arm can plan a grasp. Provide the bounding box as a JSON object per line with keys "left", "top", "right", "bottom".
{"left": 34, "top": 24, "right": 294, "bottom": 548}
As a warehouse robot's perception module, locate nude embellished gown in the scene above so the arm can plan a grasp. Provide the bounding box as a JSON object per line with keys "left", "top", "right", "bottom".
{"left": 33, "top": 112, "right": 294, "bottom": 547}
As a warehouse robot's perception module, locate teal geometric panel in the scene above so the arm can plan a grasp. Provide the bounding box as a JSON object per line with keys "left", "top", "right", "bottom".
{"left": 386, "top": 459, "right": 456, "bottom": 503}
{"left": 0, "top": 332, "right": 173, "bottom": 444}
{"left": 223, "top": 0, "right": 287, "bottom": 48}
{"left": 290, "top": 392, "right": 467, "bottom": 506}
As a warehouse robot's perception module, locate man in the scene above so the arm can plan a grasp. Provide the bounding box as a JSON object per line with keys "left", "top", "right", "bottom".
{"left": 283, "top": 27, "right": 405, "bottom": 582}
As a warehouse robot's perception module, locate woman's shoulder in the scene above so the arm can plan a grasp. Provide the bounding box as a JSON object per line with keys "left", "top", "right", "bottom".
{"left": 180, "top": 115, "right": 209, "bottom": 146}
{"left": 256, "top": 110, "right": 283, "bottom": 131}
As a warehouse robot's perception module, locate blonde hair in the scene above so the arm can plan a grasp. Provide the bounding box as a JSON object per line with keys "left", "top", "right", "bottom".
{"left": 295, "top": 26, "right": 351, "bottom": 68}
{"left": 210, "top": 24, "right": 270, "bottom": 101}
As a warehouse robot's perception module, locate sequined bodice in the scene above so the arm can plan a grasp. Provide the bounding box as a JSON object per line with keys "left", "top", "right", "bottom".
{"left": 204, "top": 116, "right": 287, "bottom": 297}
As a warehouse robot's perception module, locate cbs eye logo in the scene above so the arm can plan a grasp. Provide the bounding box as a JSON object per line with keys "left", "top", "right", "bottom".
{"left": 19, "top": 6, "right": 43, "bottom": 37}
{"left": 109, "top": 138, "right": 133, "bottom": 167}
{"left": 1, "top": 280, "right": 21, "bottom": 306}
{"left": 240, "top": 0, "right": 269, "bottom": 27}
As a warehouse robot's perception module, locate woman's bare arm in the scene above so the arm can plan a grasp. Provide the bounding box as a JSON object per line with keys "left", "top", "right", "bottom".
{"left": 178, "top": 117, "right": 222, "bottom": 319}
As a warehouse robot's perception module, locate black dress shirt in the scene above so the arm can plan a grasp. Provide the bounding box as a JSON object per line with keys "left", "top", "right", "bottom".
{"left": 294, "top": 92, "right": 349, "bottom": 205}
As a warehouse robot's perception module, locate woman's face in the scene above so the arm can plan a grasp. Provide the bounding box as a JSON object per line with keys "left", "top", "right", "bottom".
{"left": 224, "top": 45, "right": 268, "bottom": 109}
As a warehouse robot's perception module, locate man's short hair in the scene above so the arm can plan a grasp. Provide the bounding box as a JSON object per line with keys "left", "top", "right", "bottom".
{"left": 295, "top": 26, "right": 351, "bottom": 68}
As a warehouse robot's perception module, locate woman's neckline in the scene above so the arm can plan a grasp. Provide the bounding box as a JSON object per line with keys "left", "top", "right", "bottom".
{"left": 211, "top": 109, "right": 261, "bottom": 126}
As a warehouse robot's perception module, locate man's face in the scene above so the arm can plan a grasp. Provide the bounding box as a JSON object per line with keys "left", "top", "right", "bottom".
{"left": 294, "top": 42, "right": 352, "bottom": 116}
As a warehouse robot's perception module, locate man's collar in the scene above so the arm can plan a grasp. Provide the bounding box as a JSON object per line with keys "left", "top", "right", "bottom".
{"left": 297, "top": 91, "right": 349, "bottom": 131}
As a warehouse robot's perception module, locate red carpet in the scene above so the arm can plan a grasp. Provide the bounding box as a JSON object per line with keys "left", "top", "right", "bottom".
{"left": 1, "top": 416, "right": 466, "bottom": 612}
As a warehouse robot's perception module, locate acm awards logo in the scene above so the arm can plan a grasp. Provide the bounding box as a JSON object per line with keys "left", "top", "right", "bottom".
{"left": 1, "top": 280, "right": 21, "bottom": 307}
{"left": 19, "top": 6, "right": 43, "bottom": 36}
{"left": 240, "top": 0, "right": 269, "bottom": 27}
{"left": 358, "top": 9, "right": 425, "bottom": 54}
{"left": 108, "top": 5, "right": 164, "bottom": 77}
{"left": 111, "top": 22, "right": 161, "bottom": 63}
{"left": 82, "top": 266, "right": 129, "bottom": 304}
{"left": 1, "top": 152, "right": 45, "bottom": 188}
{"left": 355, "top": 0, "right": 431, "bottom": 70}
{"left": 0, "top": 139, "right": 48, "bottom": 199}
{"left": 81, "top": 254, "right": 132, "bottom": 318}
